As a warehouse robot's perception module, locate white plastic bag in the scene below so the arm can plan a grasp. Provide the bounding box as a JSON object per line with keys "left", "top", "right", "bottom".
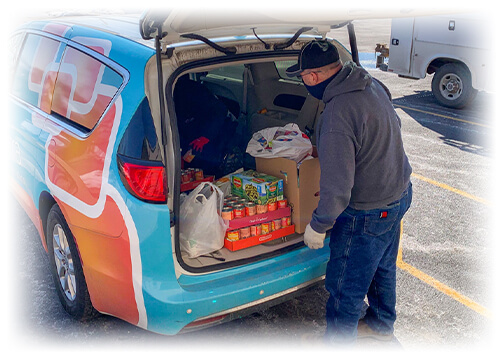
{"left": 214, "top": 168, "right": 244, "bottom": 196}
{"left": 246, "top": 123, "right": 313, "bottom": 163}
{"left": 179, "top": 182, "right": 229, "bottom": 258}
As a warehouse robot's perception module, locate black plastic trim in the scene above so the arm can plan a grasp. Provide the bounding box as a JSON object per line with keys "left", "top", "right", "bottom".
{"left": 181, "top": 33, "right": 237, "bottom": 55}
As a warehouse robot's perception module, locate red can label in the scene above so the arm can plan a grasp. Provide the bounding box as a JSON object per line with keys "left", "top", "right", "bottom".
{"left": 181, "top": 170, "right": 191, "bottom": 183}
{"left": 256, "top": 204, "right": 268, "bottom": 214}
{"left": 221, "top": 207, "right": 234, "bottom": 220}
{"left": 250, "top": 224, "right": 262, "bottom": 236}
{"left": 194, "top": 168, "right": 204, "bottom": 181}
{"left": 267, "top": 201, "right": 277, "bottom": 212}
{"left": 233, "top": 204, "right": 246, "bottom": 219}
{"left": 240, "top": 227, "right": 251, "bottom": 239}
{"left": 272, "top": 219, "right": 282, "bottom": 231}
{"left": 245, "top": 202, "right": 256, "bottom": 216}
{"left": 281, "top": 216, "right": 291, "bottom": 227}
{"left": 278, "top": 199, "right": 288, "bottom": 209}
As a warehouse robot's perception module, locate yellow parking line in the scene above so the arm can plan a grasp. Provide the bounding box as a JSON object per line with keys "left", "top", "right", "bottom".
{"left": 398, "top": 222, "right": 491, "bottom": 318}
{"left": 397, "top": 259, "right": 491, "bottom": 317}
{"left": 394, "top": 104, "right": 491, "bottom": 128}
{"left": 411, "top": 172, "right": 491, "bottom": 206}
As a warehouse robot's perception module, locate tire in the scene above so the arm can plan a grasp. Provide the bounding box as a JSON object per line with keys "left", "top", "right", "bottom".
{"left": 431, "top": 63, "right": 477, "bottom": 109}
{"left": 47, "top": 205, "right": 99, "bottom": 321}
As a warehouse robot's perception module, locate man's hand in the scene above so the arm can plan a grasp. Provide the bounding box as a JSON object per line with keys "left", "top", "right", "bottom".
{"left": 304, "top": 223, "right": 326, "bottom": 249}
{"left": 190, "top": 136, "right": 210, "bottom": 152}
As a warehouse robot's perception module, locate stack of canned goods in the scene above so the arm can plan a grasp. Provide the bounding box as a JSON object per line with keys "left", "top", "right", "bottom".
{"left": 225, "top": 215, "right": 292, "bottom": 241}
{"left": 222, "top": 194, "right": 292, "bottom": 241}
{"left": 181, "top": 168, "right": 204, "bottom": 183}
{"left": 222, "top": 195, "right": 289, "bottom": 220}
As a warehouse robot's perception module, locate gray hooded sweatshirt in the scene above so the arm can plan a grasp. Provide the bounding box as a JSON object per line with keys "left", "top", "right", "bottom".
{"left": 309, "top": 62, "right": 412, "bottom": 234}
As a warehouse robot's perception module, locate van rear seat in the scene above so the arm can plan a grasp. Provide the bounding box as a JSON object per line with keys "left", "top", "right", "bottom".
{"left": 249, "top": 93, "right": 324, "bottom": 145}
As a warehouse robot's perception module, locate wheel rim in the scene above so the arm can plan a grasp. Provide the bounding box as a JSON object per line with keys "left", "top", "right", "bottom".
{"left": 439, "top": 73, "right": 463, "bottom": 101}
{"left": 52, "top": 224, "right": 76, "bottom": 301}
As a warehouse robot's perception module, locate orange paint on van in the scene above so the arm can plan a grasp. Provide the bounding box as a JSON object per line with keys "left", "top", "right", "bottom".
{"left": 58, "top": 196, "right": 139, "bottom": 325}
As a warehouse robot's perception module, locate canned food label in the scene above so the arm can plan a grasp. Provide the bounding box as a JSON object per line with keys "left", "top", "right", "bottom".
{"left": 261, "top": 223, "right": 270, "bottom": 234}
{"left": 278, "top": 199, "right": 288, "bottom": 209}
{"left": 240, "top": 227, "right": 251, "bottom": 239}
{"left": 226, "top": 230, "right": 240, "bottom": 241}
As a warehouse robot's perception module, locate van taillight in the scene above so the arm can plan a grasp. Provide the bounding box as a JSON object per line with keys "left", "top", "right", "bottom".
{"left": 118, "top": 156, "right": 167, "bottom": 203}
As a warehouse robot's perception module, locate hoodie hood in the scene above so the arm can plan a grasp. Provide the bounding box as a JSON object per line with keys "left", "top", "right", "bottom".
{"left": 322, "top": 61, "right": 372, "bottom": 102}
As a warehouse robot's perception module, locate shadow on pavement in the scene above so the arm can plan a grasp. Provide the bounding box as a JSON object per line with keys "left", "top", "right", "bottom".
{"left": 393, "top": 91, "right": 493, "bottom": 157}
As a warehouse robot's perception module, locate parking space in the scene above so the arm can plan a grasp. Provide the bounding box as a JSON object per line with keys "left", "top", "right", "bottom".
{"left": 371, "top": 70, "right": 493, "bottom": 348}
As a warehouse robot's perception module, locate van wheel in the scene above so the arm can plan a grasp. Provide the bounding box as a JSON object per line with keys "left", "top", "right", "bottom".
{"left": 431, "top": 63, "right": 477, "bottom": 109}
{"left": 47, "top": 205, "right": 99, "bottom": 321}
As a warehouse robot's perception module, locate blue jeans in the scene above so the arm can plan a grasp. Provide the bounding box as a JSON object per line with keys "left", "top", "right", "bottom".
{"left": 324, "top": 183, "right": 412, "bottom": 343}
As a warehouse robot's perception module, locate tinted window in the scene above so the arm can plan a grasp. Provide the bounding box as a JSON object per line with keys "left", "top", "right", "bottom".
{"left": 51, "top": 46, "right": 123, "bottom": 131}
{"left": 9, "top": 33, "right": 25, "bottom": 82}
{"left": 206, "top": 64, "right": 244, "bottom": 81}
{"left": 11, "top": 34, "right": 65, "bottom": 113}
{"left": 275, "top": 60, "right": 301, "bottom": 82}
{"left": 118, "top": 97, "right": 162, "bottom": 162}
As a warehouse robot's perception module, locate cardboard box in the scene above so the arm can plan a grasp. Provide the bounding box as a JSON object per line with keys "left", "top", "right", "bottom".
{"left": 224, "top": 225, "right": 295, "bottom": 251}
{"left": 225, "top": 206, "right": 291, "bottom": 231}
{"left": 230, "top": 170, "right": 283, "bottom": 204}
{"left": 256, "top": 154, "right": 320, "bottom": 234}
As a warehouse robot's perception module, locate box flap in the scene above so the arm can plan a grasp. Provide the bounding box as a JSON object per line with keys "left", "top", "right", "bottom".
{"left": 256, "top": 157, "right": 298, "bottom": 188}
{"left": 297, "top": 157, "right": 321, "bottom": 232}
{"left": 256, "top": 155, "right": 321, "bottom": 234}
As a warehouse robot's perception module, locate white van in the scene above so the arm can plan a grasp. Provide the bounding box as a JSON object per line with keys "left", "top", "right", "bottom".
{"left": 378, "top": 14, "right": 491, "bottom": 108}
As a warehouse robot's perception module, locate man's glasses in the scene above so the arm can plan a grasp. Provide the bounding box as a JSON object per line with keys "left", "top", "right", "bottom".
{"left": 297, "top": 70, "right": 322, "bottom": 79}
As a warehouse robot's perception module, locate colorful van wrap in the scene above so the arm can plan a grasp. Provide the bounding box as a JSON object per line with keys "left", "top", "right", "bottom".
{"left": 10, "top": 17, "right": 330, "bottom": 335}
{"left": 11, "top": 21, "right": 156, "bottom": 328}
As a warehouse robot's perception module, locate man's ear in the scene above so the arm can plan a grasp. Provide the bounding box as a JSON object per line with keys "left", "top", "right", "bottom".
{"left": 311, "top": 72, "right": 321, "bottom": 85}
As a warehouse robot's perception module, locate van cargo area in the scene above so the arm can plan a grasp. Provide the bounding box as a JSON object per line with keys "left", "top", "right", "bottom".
{"left": 168, "top": 54, "right": 336, "bottom": 270}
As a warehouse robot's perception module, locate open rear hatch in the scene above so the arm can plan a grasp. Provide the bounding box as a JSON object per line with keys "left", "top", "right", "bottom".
{"left": 138, "top": 9, "right": 426, "bottom": 272}
{"left": 169, "top": 52, "right": 328, "bottom": 272}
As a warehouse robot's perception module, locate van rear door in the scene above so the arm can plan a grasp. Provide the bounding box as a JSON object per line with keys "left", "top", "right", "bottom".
{"left": 387, "top": 17, "right": 415, "bottom": 77}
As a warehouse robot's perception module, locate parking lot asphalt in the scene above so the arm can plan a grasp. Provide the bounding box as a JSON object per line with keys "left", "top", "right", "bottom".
{"left": 374, "top": 71, "right": 494, "bottom": 349}
{"left": 8, "top": 18, "right": 496, "bottom": 353}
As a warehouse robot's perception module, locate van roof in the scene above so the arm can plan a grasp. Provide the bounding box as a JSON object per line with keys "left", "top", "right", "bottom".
{"left": 30, "top": 13, "right": 155, "bottom": 48}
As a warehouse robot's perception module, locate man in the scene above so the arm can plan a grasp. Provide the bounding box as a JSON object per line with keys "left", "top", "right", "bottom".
{"left": 286, "top": 40, "right": 412, "bottom": 344}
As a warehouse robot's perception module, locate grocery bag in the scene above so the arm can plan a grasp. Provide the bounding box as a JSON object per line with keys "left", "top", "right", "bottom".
{"left": 179, "top": 182, "right": 229, "bottom": 258}
{"left": 246, "top": 123, "right": 313, "bottom": 163}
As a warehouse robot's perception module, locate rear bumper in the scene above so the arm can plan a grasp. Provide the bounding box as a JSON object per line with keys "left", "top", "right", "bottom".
{"left": 181, "top": 275, "right": 325, "bottom": 333}
{"left": 142, "top": 242, "right": 330, "bottom": 335}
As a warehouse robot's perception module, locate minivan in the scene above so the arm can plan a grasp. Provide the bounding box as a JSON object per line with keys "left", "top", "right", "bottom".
{"left": 10, "top": 10, "right": 392, "bottom": 335}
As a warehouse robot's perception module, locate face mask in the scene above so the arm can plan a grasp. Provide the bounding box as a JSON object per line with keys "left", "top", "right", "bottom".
{"left": 303, "top": 72, "right": 336, "bottom": 100}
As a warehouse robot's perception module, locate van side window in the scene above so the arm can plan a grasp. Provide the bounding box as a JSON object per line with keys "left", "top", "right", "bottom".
{"left": 275, "top": 60, "right": 300, "bottom": 82}
{"left": 117, "top": 97, "right": 162, "bottom": 162}
{"left": 9, "top": 32, "right": 25, "bottom": 83}
{"left": 206, "top": 64, "right": 244, "bottom": 81}
{"left": 11, "top": 34, "right": 65, "bottom": 113}
{"left": 51, "top": 46, "right": 123, "bottom": 131}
